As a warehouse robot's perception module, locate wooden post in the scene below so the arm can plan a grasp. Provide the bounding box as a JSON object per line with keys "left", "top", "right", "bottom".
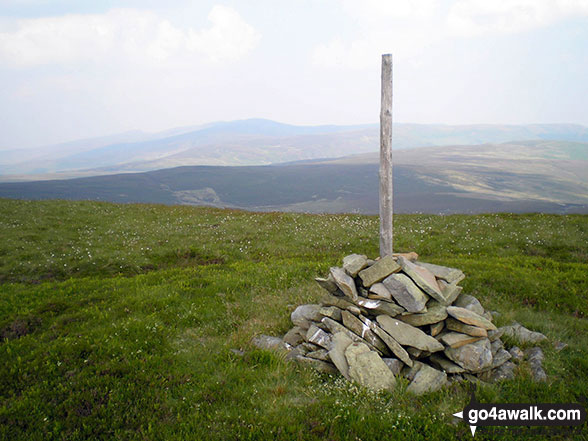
{"left": 379, "top": 54, "right": 393, "bottom": 257}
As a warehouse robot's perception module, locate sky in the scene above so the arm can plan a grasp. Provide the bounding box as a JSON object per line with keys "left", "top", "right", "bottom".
{"left": 0, "top": 0, "right": 587, "bottom": 150}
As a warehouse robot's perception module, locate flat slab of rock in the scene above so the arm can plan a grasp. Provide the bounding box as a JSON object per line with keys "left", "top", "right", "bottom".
{"left": 454, "top": 294, "right": 485, "bottom": 316}
{"left": 440, "top": 332, "right": 484, "bottom": 348}
{"left": 376, "top": 315, "right": 444, "bottom": 352}
{"left": 446, "top": 318, "right": 487, "bottom": 337}
{"left": 499, "top": 322, "right": 547, "bottom": 344}
{"left": 436, "top": 279, "right": 463, "bottom": 306}
{"left": 330, "top": 267, "right": 359, "bottom": 301}
{"left": 397, "top": 256, "right": 444, "bottom": 302}
{"left": 489, "top": 348, "right": 511, "bottom": 370}
{"left": 321, "top": 317, "right": 380, "bottom": 353}
{"left": 319, "top": 306, "right": 342, "bottom": 322}
{"left": 328, "top": 332, "right": 353, "bottom": 379}
{"left": 446, "top": 306, "right": 497, "bottom": 331}
{"left": 444, "top": 338, "right": 493, "bottom": 373}
{"left": 404, "top": 361, "right": 447, "bottom": 395}
{"left": 382, "top": 273, "right": 428, "bottom": 313}
{"left": 355, "top": 297, "right": 404, "bottom": 316}
{"left": 291, "top": 304, "right": 322, "bottom": 330}
{"left": 382, "top": 358, "right": 404, "bottom": 375}
{"left": 343, "top": 254, "right": 368, "bottom": 277}
{"left": 399, "top": 301, "right": 447, "bottom": 326}
{"left": 368, "top": 282, "right": 392, "bottom": 301}
{"left": 368, "top": 321, "right": 413, "bottom": 367}
{"left": 429, "top": 353, "right": 465, "bottom": 373}
{"left": 415, "top": 261, "right": 464, "bottom": 284}
{"left": 306, "top": 324, "right": 332, "bottom": 350}
{"left": 341, "top": 311, "right": 389, "bottom": 354}
{"left": 283, "top": 326, "right": 306, "bottom": 346}
{"left": 294, "top": 355, "right": 338, "bottom": 374}
{"left": 487, "top": 328, "right": 504, "bottom": 342}
{"left": 358, "top": 255, "right": 401, "bottom": 287}
{"left": 315, "top": 274, "right": 339, "bottom": 293}
{"left": 430, "top": 321, "right": 445, "bottom": 337}
{"left": 307, "top": 349, "right": 330, "bottom": 361}
{"left": 345, "top": 343, "right": 396, "bottom": 391}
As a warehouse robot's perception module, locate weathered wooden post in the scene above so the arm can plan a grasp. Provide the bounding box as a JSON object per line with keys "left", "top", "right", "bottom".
{"left": 379, "top": 54, "right": 393, "bottom": 257}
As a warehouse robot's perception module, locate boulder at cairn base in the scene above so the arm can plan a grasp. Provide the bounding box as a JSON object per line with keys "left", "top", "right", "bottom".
{"left": 499, "top": 322, "right": 547, "bottom": 344}
{"left": 445, "top": 338, "right": 493, "bottom": 373}
{"left": 345, "top": 342, "right": 396, "bottom": 391}
{"left": 358, "top": 255, "right": 401, "bottom": 287}
{"left": 446, "top": 306, "right": 497, "bottom": 331}
{"left": 376, "top": 315, "right": 444, "bottom": 352}
{"left": 381, "top": 273, "right": 428, "bottom": 313}
{"left": 328, "top": 332, "right": 354, "bottom": 380}
{"left": 330, "top": 267, "right": 359, "bottom": 301}
{"left": 404, "top": 361, "right": 447, "bottom": 395}
{"left": 342, "top": 254, "right": 368, "bottom": 277}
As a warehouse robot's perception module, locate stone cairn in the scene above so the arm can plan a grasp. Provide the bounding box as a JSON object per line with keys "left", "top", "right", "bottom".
{"left": 271, "top": 253, "right": 548, "bottom": 395}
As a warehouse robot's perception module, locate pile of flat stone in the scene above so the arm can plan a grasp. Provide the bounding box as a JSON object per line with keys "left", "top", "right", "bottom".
{"left": 279, "top": 253, "right": 531, "bottom": 395}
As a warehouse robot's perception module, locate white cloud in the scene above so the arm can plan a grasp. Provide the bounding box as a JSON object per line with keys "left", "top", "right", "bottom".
{"left": 312, "top": 0, "right": 442, "bottom": 69}
{"left": 0, "top": 6, "right": 261, "bottom": 67}
{"left": 447, "top": 0, "right": 588, "bottom": 36}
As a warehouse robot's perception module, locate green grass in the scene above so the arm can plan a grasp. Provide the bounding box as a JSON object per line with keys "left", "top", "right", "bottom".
{"left": 0, "top": 198, "right": 587, "bottom": 440}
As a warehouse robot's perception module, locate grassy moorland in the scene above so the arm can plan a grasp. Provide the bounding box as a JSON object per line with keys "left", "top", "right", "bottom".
{"left": 0, "top": 198, "right": 587, "bottom": 440}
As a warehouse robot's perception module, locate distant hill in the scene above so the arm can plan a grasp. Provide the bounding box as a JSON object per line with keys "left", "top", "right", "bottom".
{"left": 1, "top": 140, "right": 587, "bottom": 214}
{"left": 1, "top": 119, "right": 587, "bottom": 180}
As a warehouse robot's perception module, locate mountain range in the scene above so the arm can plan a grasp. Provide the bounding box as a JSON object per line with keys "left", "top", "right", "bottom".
{"left": 2, "top": 119, "right": 588, "bottom": 181}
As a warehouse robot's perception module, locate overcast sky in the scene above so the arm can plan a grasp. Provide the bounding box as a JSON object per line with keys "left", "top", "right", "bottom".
{"left": 1, "top": 0, "right": 587, "bottom": 150}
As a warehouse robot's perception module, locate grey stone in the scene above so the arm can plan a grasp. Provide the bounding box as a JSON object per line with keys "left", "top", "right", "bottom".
{"left": 436, "top": 279, "right": 463, "bottom": 306}
{"left": 404, "top": 361, "right": 447, "bottom": 395}
{"left": 321, "top": 317, "right": 380, "bottom": 353}
{"left": 358, "top": 255, "right": 401, "bottom": 287}
{"left": 291, "top": 304, "right": 322, "bottom": 330}
{"left": 306, "top": 324, "right": 332, "bottom": 350}
{"left": 430, "top": 321, "right": 445, "bottom": 337}
{"left": 415, "top": 261, "right": 465, "bottom": 284}
{"left": 489, "top": 348, "right": 511, "bottom": 370}
{"left": 321, "top": 295, "right": 367, "bottom": 315}
{"left": 368, "top": 282, "right": 392, "bottom": 301}
{"left": 525, "top": 347, "right": 547, "bottom": 382}
{"left": 354, "top": 297, "right": 404, "bottom": 316}
{"left": 487, "top": 328, "right": 504, "bottom": 342}
{"left": 382, "top": 273, "right": 428, "bottom": 313}
{"left": 330, "top": 267, "right": 359, "bottom": 301}
{"left": 283, "top": 326, "right": 306, "bottom": 346}
{"left": 454, "top": 294, "right": 485, "bottom": 316}
{"left": 399, "top": 301, "right": 448, "bottom": 326}
{"left": 441, "top": 332, "right": 484, "bottom": 348}
{"left": 509, "top": 346, "right": 524, "bottom": 362}
{"left": 525, "top": 347, "right": 544, "bottom": 363}
{"left": 251, "top": 335, "right": 288, "bottom": 352}
{"left": 500, "top": 322, "right": 547, "bottom": 344}
{"left": 369, "top": 323, "right": 413, "bottom": 367}
{"left": 345, "top": 342, "right": 396, "bottom": 391}
{"left": 446, "top": 318, "right": 487, "bottom": 337}
{"left": 488, "top": 361, "right": 516, "bottom": 382}
{"left": 328, "top": 332, "right": 353, "bottom": 380}
{"left": 293, "top": 355, "right": 338, "bottom": 374}
{"left": 429, "top": 353, "right": 466, "bottom": 373}
{"left": 230, "top": 348, "right": 245, "bottom": 357}
{"left": 490, "top": 339, "right": 504, "bottom": 355}
{"left": 341, "top": 311, "right": 388, "bottom": 354}
{"left": 406, "top": 347, "right": 423, "bottom": 358}
{"left": 382, "top": 358, "right": 404, "bottom": 375}
{"left": 343, "top": 254, "right": 368, "bottom": 277}
{"left": 444, "top": 338, "right": 493, "bottom": 373}
{"left": 319, "top": 306, "right": 342, "bottom": 322}
{"left": 397, "top": 256, "right": 445, "bottom": 302}
{"left": 307, "top": 348, "right": 330, "bottom": 362}
{"left": 446, "top": 306, "right": 497, "bottom": 331}
{"left": 376, "top": 315, "right": 444, "bottom": 352}
{"left": 315, "top": 274, "right": 339, "bottom": 293}
{"left": 346, "top": 305, "right": 362, "bottom": 315}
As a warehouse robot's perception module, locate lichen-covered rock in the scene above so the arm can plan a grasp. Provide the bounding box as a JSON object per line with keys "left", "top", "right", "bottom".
{"left": 345, "top": 343, "right": 396, "bottom": 391}
{"left": 444, "top": 338, "right": 493, "bottom": 373}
